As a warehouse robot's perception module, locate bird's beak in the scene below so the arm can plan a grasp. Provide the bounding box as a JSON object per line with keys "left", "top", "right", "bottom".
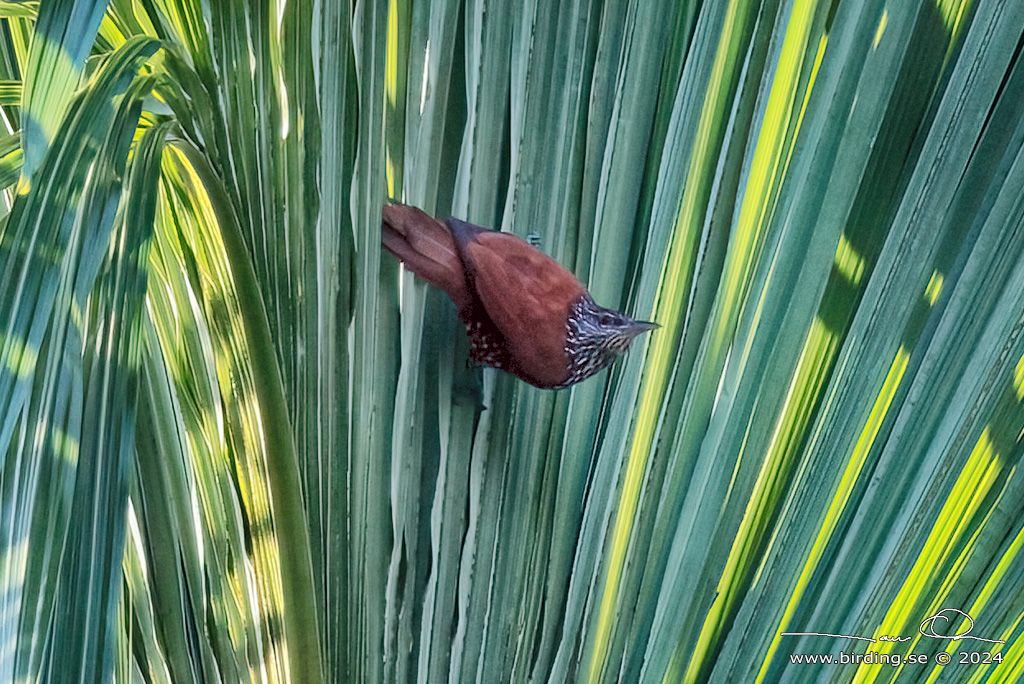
{"left": 627, "top": 320, "right": 659, "bottom": 335}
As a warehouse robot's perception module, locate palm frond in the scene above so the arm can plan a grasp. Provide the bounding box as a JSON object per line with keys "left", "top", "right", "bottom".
{"left": 2, "top": 1, "right": 1023, "bottom": 683}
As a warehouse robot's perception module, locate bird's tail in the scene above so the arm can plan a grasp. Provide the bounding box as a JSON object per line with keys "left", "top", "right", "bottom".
{"left": 382, "top": 203, "right": 471, "bottom": 310}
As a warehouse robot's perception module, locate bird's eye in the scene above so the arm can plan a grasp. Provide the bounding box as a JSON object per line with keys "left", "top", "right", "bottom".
{"left": 599, "top": 313, "right": 615, "bottom": 326}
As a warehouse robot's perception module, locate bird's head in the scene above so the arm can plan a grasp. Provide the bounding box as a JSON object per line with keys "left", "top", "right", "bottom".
{"left": 562, "top": 296, "right": 657, "bottom": 385}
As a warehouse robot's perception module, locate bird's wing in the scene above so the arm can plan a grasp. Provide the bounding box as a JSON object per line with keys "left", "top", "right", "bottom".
{"left": 453, "top": 226, "right": 584, "bottom": 388}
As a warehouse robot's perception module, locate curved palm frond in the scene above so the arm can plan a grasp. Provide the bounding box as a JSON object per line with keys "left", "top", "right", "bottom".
{"left": 1, "top": 1, "right": 1022, "bottom": 683}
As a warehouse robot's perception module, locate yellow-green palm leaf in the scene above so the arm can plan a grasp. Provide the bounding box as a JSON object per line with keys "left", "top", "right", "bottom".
{"left": 1, "top": 1, "right": 1022, "bottom": 683}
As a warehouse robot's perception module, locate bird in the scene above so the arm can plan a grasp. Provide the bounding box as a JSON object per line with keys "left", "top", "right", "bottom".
{"left": 381, "top": 203, "right": 657, "bottom": 389}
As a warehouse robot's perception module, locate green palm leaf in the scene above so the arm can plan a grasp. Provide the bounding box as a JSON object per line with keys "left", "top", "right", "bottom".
{"left": 1, "top": 27, "right": 160, "bottom": 682}
{"left": 2, "top": 0, "right": 1022, "bottom": 682}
